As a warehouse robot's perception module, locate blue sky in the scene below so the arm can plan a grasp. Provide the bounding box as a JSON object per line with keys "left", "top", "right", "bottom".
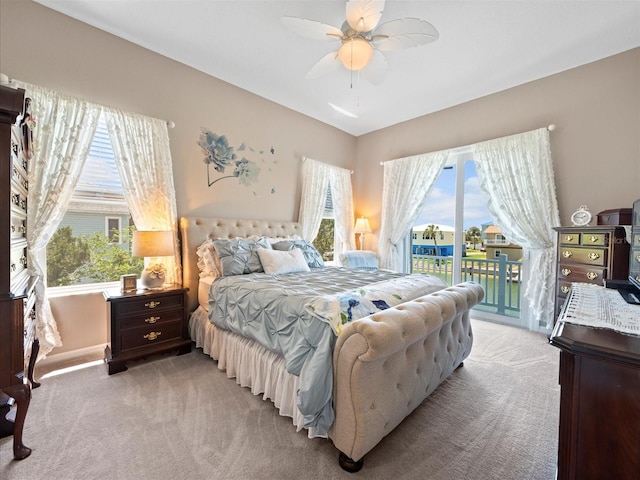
{"left": 414, "top": 161, "right": 494, "bottom": 230}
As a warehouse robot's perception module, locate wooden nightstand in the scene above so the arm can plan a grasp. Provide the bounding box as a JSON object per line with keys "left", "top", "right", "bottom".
{"left": 104, "top": 285, "right": 192, "bottom": 375}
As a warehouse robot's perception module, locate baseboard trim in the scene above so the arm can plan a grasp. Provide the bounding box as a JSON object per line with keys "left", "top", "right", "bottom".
{"left": 37, "top": 344, "right": 105, "bottom": 367}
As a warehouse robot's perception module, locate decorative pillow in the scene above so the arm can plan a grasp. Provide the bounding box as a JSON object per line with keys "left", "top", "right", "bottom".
{"left": 338, "top": 250, "right": 379, "bottom": 270}
{"left": 256, "top": 247, "right": 310, "bottom": 275}
{"left": 272, "top": 240, "right": 324, "bottom": 268}
{"left": 213, "top": 237, "right": 272, "bottom": 276}
{"left": 196, "top": 239, "right": 222, "bottom": 278}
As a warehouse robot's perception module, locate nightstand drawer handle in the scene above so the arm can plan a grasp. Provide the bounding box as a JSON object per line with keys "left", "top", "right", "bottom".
{"left": 145, "top": 301, "right": 161, "bottom": 309}
{"left": 588, "top": 236, "right": 599, "bottom": 243}
{"left": 561, "top": 268, "right": 572, "bottom": 276}
{"left": 561, "top": 285, "right": 570, "bottom": 294}
{"left": 564, "top": 235, "right": 573, "bottom": 242}
{"left": 144, "top": 332, "right": 161, "bottom": 341}
{"left": 562, "top": 250, "right": 572, "bottom": 258}
{"left": 145, "top": 316, "right": 160, "bottom": 324}
{"left": 587, "top": 252, "right": 600, "bottom": 261}
{"left": 586, "top": 272, "right": 598, "bottom": 280}
{"left": 636, "top": 255, "right": 640, "bottom": 263}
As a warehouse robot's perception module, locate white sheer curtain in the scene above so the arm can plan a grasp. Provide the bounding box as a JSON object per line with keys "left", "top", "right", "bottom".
{"left": 298, "top": 157, "right": 355, "bottom": 255}
{"left": 474, "top": 128, "right": 560, "bottom": 330}
{"left": 17, "top": 82, "right": 101, "bottom": 359}
{"left": 378, "top": 151, "right": 448, "bottom": 272}
{"left": 104, "top": 108, "right": 181, "bottom": 285}
{"left": 298, "top": 157, "right": 331, "bottom": 241}
{"left": 329, "top": 166, "right": 355, "bottom": 257}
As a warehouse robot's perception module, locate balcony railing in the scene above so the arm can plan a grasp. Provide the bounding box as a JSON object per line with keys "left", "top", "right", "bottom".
{"left": 412, "top": 254, "right": 522, "bottom": 317}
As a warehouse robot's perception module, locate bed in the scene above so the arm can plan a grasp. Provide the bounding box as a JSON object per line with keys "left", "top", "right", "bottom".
{"left": 179, "top": 216, "right": 484, "bottom": 472}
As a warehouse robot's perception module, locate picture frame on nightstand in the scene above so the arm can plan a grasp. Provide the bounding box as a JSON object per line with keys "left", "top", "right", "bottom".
{"left": 120, "top": 274, "right": 137, "bottom": 293}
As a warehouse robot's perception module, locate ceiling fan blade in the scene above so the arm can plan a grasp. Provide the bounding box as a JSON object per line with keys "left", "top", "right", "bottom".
{"left": 346, "top": 0, "right": 385, "bottom": 33}
{"left": 305, "top": 51, "right": 342, "bottom": 79}
{"left": 361, "top": 50, "right": 388, "bottom": 85}
{"left": 281, "top": 16, "right": 343, "bottom": 41}
{"left": 372, "top": 18, "right": 439, "bottom": 51}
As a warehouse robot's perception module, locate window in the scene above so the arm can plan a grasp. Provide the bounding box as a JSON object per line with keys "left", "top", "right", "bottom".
{"left": 106, "top": 217, "right": 122, "bottom": 243}
{"left": 46, "top": 114, "right": 143, "bottom": 288}
{"left": 312, "top": 183, "right": 335, "bottom": 262}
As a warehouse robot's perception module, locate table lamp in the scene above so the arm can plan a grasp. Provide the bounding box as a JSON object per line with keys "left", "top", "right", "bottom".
{"left": 132, "top": 230, "right": 174, "bottom": 288}
{"left": 354, "top": 217, "right": 372, "bottom": 250}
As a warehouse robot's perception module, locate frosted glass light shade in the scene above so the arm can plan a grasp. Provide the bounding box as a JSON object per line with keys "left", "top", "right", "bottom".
{"left": 132, "top": 230, "right": 174, "bottom": 257}
{"left": 338, "top": 38, "right": 373, "bottom": 71}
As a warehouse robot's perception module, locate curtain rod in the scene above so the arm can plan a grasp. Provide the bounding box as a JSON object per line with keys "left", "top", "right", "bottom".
{"left": 0, "top": 72, "right": 175, "bottom": 128}
{"left": 379, "top": 124, "right": 557, "bottom": 165}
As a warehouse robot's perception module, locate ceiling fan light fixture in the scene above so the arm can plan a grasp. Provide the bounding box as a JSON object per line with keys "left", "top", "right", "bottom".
{"left": 338, "top": 37, "right": 373, "bottom": 70}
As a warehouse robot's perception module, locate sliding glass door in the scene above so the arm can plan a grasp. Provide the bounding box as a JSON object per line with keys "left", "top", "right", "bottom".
{"left": 412, "top": 151, "right": 526, "bottom": 328}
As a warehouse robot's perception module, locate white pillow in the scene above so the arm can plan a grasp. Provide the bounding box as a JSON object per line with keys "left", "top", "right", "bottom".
{"left": 196, "top": 239, "right": 221, "bottom": 278}
{"left": 257, "top": 247, "right": 310, "bottom": 275}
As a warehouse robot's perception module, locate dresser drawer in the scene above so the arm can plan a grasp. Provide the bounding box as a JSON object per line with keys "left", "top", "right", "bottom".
{"left": 114, "top": 292, "right": 184, "bottom": 317}
{"left": 10, "top": 242, "right": 28, "bottom": 279}
{"left": 559, "top": 232, "right": 580, "bottom": 245}
{"left": 119, "top": 308, "right": 183, "bottom": 330}
{"left": 557, "top": 280, "right": 572, "bottom": 298}
{"left": 559, "top": 247, "right": 607, "bottom": 266}
{"left": 119, "top": 321, "right": 183, "bottom": 351}
{"left": 558, "top": 264, "right": 606, "bottom": 285}
{"left": 579, "top": 232, "right": 607, "bottom": 247}
{"left": 10, "top": 216, "right": 27, "bottom": 240}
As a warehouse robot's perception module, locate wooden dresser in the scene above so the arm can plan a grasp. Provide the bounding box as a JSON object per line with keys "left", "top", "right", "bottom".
{"left": 630, "top": 199, "right": 640, "bottom": 286}
{"left": 104, "top": 285, "right": 191, "bottom": 374}
{"left": 549, "top": 287, "right": 640, "bottom": 479}
{"left": 553, "top": 226, "right": 630, "bottom": 319}
{"left": 0, "top": 84, "right": 38, "bottom": 460}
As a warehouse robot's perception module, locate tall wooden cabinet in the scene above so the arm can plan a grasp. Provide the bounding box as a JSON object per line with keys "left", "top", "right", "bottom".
{"left": 0, "top": 83, "right": 38, "bottom": 460}
{"left": 553, "top": 226, "right": 630, "bottom": 319}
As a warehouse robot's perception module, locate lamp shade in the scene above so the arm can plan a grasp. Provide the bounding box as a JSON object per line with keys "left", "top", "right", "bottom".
{"left": 338, "top": 38, "right": 374, "bottom": 71}
{"left": 132, "top": 230, "right": 174, "bottom": 257}
{"left": 354, "top": 217, "right": 372, "bottom": 234}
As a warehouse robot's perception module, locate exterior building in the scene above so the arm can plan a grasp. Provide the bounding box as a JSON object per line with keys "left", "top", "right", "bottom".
{"left": 483, "top": 225, "right": 522, "bottom": 261}
{"left": 412, "top": 224, "right": 457, "bottom": 256}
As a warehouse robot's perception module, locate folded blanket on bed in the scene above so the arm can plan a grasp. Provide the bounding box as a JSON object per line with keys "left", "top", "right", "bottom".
{"left": 305, "top": 274, "right": 448, "bottom": 335}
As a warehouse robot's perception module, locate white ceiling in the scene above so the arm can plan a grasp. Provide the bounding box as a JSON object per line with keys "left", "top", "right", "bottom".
{"left": 35, "top": 0, "right": 640, "bottom": 136}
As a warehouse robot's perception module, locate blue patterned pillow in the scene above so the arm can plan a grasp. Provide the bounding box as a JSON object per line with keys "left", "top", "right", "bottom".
{"left": 213, "top": 237, "right": 272, "bottom": 276}
{"left": 272, "top": 240, "right": 324, "bottom": 268}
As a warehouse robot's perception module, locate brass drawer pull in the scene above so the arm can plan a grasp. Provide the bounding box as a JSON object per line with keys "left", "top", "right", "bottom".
{"left": 587, "top": 252, "right": 600, "bottom": 261}
{"left": 586, "top": 272, "right": 598, "bottom": 280}
{"left": 145, "top": 316, "right": 160, "bottom": 324}
{"left": 10, "top": 263, "right": 16, "bottom": 271}
{"left": 636, "top": 255, "right": 640, "bottom": 263}
{"left": 562, "top": 250, "right": 572, "bottom": 258}
{"left": 11, "top": 225, "right": 16, "bottom": 232}
{"left": 145, "top": 301, "right": 160, "bottom": 309}
{"left": 588, "top": 235, "right": 599, "bottom": 243}
{"left": 143, "top": 332, "right": 161, "bottom": 341}
{"left": 561, "top": 285, "right": 570, "bottom": 294}
{"left": 561, "top": 268, "right": 572, "bottom": 276}
{"left": 564, "top": 235, "right": 573, "bottom": 242}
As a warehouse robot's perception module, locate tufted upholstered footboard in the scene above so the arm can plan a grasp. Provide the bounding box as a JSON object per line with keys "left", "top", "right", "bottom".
{"left": 329, "top": 281, "right": 484, "bottom": 468}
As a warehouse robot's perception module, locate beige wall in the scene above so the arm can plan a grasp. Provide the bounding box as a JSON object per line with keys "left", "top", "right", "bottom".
{"left": 2, "top": 1, "right": 639, "bottom": 359}
{"left": 1, "top": 1, "right": 355, "bottom": 358}
{"left": 354, "top": 48, "right": 640, "bottom": 250}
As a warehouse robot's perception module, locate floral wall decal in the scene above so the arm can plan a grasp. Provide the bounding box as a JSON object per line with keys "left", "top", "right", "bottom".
{"left": 198, "top": 129, "right": 277, "bottom": 194}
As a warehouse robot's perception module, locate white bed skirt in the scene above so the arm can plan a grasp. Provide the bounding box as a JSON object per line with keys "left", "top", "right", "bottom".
{"left": 189, "top": 306, "right": 323, "bottom": 438}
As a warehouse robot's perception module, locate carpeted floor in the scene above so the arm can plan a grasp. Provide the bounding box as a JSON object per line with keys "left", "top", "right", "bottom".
{"left": 1, "top": 319, "right": 559, "bottom": 480}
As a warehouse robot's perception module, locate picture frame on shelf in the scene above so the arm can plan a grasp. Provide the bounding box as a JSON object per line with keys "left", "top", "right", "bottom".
{"left": 120, "top": 274, "right": 137, "bottom": 293}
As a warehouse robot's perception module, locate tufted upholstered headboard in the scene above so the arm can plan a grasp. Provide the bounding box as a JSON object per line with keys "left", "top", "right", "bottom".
{"left": 178, "top": 217, "right": 304, "bottom": 312}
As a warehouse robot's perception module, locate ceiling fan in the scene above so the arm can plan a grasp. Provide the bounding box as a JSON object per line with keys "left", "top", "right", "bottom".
{"left": 281, "top": 0, "right": 439, "bottom": 85}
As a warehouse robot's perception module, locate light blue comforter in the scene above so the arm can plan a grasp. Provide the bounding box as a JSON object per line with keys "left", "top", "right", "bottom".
{"left": 208, "top": 267, "right": 446, "bottom": 436}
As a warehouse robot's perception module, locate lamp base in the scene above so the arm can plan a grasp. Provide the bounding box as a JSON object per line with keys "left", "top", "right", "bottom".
{"left": 140, "top": 270, "right": 165, "bottom": 289}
